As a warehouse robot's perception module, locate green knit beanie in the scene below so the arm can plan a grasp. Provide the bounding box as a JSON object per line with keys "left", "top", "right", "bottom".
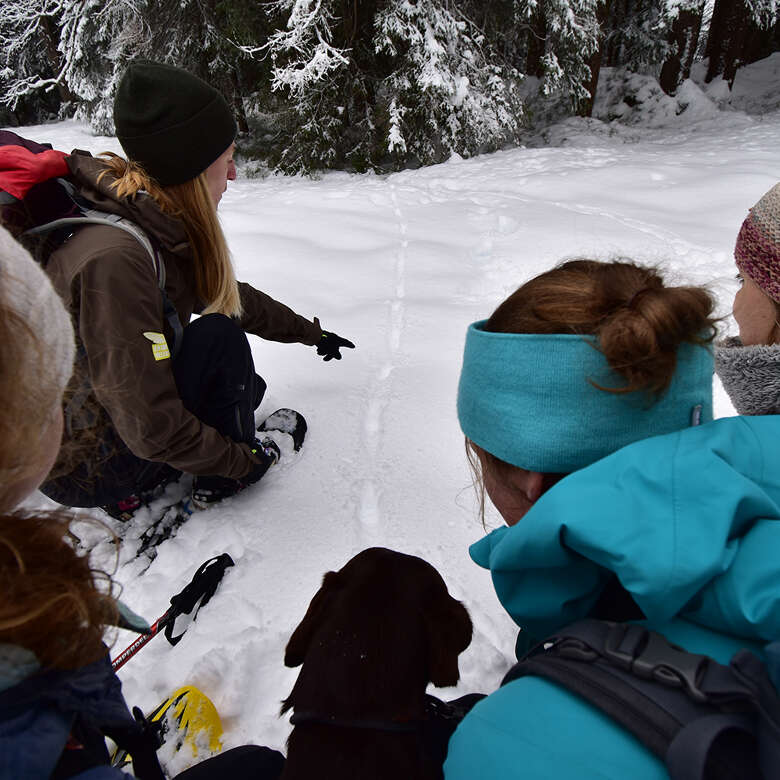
{"left": 113, "top": 60, "right": 237, "bottom": 186}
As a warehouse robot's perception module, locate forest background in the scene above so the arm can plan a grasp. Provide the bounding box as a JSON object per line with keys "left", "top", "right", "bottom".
{"left": 2, "top": 0, "right": 779, "bottom": 174}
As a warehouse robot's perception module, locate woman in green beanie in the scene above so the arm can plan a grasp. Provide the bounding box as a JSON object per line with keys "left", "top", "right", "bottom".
{"left": 40, "top": 60, "right": 354, "bottom": 517}
{"left": 446, "top": 259, "right": 780, "bottom": 779}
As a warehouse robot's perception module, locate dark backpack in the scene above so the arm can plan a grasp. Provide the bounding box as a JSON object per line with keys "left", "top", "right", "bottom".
{"left": 503, "top": 619, "right": 780, "bottom": 780}
{"left": 0, "top": 130, "right": 183, "bottom": 357}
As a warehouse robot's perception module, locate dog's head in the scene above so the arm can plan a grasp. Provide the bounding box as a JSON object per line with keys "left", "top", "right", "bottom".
{"left": 284, "top": 547, "right": 472, "bottom": 710}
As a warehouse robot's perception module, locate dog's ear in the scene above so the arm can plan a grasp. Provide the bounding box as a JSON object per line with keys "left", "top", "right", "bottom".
{"left": 422, "top": 593, "right": 473, "bottom": 688}
{"left": 285, "top": 570, "right": 343, "bottom": 667}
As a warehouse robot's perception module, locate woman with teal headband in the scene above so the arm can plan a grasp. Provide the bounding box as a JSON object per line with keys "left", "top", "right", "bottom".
{"left": 445, "top": 259, "right": 780, "bottom": 779}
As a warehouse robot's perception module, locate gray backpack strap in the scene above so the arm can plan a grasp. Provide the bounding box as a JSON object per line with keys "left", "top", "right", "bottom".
{"left": 24, "top": 210, "right": 183, "bottom": 358}
{"left": 77, "top": 211, "right": 183, "bottom": 357}
{"left": 83, "top": 210, "right": 162, "bottom": 284}
{"left": 27, "top": 208, "right": 186, "bottom": 433}
{"left": 25, "top": 212, "right": 162, "bottom": 288}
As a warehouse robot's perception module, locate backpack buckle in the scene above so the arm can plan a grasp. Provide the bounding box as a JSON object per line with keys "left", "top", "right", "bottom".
{"left": 552, "top": 637, "right": 600, "bottom": 662}
{"left": 604, "top": 623, "right": 708, "bottom": 702}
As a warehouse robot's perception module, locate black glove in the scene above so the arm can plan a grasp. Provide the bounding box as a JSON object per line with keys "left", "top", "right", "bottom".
{"left": 243, "top": 437, "right": 280, "bottom": 484}
{"left": 106, "top": 707, "right": 166, "bottom": 779}
{"left": 317, "top": 330, "right": 355, "bottom": 361}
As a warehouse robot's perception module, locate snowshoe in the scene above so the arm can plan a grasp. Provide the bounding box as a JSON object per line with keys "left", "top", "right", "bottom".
{"left": 135, "top": 498, "right": 194, "bottom": 560}
{"left": 257, "top": 408, "right": 307, "bottom": 451}
{"left": 111, "top": 685, "right": 223, "bottom": 770}
{"left": 191, "top": 475, "right": 247, "bottom": 509}
{"left": 99, "top": 469, "right": 180, "bottom": 523}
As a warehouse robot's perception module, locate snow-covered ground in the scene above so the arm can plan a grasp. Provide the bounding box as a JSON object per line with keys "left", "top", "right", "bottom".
{"left": 14, "top": 55, "right": 780, "bottom": 772}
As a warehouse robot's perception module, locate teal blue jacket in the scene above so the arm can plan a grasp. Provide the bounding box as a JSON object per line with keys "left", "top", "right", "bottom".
{"left": 445, "top": 415, "right": 780, "bottom": 779}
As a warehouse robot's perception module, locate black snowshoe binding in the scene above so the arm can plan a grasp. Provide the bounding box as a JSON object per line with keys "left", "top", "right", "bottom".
{"left": 257, "top": 408, "right": 307, "bottom": 451}
{"left": 191, "top": 436, "right": 281, "bottom": 510}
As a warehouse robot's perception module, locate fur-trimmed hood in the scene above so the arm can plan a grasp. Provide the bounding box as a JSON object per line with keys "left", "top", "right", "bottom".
{"left": 715, "top": 336, "right": 780, "bottom": 416}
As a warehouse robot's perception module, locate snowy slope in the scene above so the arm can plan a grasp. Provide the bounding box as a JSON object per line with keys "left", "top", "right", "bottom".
{"left": 15, "top": 70, "right": 780, "bottom": 772}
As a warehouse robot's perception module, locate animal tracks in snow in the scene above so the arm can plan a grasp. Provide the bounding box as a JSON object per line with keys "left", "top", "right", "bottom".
{"left": 353, "top": 180, "right": 411, "bottom": 544}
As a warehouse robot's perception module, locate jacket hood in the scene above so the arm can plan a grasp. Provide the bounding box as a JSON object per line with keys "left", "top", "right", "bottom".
{"left": 67, "top": 151, "right": 191, "bottom": 258}
{"left": 0, "top": 644, "right": 39, "bottom": 693}
{"left": 471, "top": 415, "right": 780, "bottom": 645}
{"left": 715, "top": 336, "right": 780, "bottom": 416}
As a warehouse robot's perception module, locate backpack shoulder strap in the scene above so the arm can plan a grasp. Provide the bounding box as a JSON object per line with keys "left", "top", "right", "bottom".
{"left": 23, "top": 186, "right": 184, "bottom": 358}
{"left": 502, "top": 619, "right": 779, "bottom": 780}
{"left": 26, "top": 212, "right": 161, "bottom": 282}
{"left": 24, "top": 178, "right": 162, "bottom": 286}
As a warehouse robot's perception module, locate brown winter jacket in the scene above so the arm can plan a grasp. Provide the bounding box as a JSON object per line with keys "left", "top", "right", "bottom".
{"left": 46, "top": 151, "right": 321, "bottom": 481}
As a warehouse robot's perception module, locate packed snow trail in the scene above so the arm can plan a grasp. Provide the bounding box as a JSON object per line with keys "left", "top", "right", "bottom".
{"left": 19, "top": 104, "right": 780, "bottom": 770}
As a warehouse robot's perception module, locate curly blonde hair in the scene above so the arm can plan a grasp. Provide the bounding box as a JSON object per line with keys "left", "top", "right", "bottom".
{"left": 0, "top": 511, "right": 117, "bottom": 670}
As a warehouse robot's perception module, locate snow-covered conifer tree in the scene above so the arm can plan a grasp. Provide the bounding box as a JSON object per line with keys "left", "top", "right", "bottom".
{"left": 1, "top": 0, "right": 265, "bottom": 133}
{"left": 260, "top": 0, "right": 353, "bottom": 171}
{"left": 519, "top": 0, "right": 602, "bottom": 110}
{"left": 1, "top": 0, "right": 152, "bottom": 130}
{"left": 658, "top": 0, "right": 705, "bottom": 93}
{"left": 263, "top": 0, "right": 523, "bottom": 173}
{"left": 374, "top": 1, "right": 523, "bottom": 167}
{"left": 602, "top": 0, "right": 670, "bottom": 71}
{"left": 59, "top": 0, "right": 149, "bottom": 132}
{"left": 0, "top": 0, "right": 77, "bottom": 121}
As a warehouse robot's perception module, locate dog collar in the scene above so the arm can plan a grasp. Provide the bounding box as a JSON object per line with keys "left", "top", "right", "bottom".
{"left": 289, "top": 710, "right": 423, "bottom": 733}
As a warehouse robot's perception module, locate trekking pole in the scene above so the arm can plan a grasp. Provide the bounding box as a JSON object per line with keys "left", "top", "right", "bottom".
{"left": 112, "top": 554, "right": 234, "bottom": 672}
{"left": 112, "top": 609, "right": 175, "bottom": 672}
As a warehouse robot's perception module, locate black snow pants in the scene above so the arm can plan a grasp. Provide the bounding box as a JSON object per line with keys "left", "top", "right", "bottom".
{"left": 41, "top": 313, "right": 265, "bottom": 508}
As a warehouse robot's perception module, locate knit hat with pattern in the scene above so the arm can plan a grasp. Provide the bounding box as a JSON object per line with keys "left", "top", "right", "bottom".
{"left": 113, "top": 60, "right": 236, "bottom": 187}
{"left": 734, "top": 183, "right": 780, "bottom": 303}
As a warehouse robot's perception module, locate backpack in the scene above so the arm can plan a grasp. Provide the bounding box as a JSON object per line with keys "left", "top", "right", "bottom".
{"left": 0, "top": 130, "right": 183, "bottom": 357}
{"left": 503, "top": 619, "right": 780, "bottom": 780}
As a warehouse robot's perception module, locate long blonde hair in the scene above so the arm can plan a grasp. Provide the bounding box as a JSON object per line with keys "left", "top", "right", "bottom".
{"left": 98, "top": 153, "right": 242, "bottom": 317}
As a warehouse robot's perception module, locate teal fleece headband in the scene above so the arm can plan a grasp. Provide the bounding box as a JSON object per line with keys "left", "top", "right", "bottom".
{"left": 457, "top": 321, "right": 713, "bottom": 473}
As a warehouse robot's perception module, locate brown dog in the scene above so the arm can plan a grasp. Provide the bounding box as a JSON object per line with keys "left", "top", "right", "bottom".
{"left": 280, "top": 547, "right": 473, "bottom": 780}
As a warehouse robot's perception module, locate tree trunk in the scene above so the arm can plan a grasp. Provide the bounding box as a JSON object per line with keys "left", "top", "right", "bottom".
{"left": 525, "top": 6, "right": 547, "bottom": 78}
{"left": 230, "top": 66, "right": 249, "bottom": 134}
{"left": 578, "top": 48, "right": 602, "bottom": 117}
{"left": 659, "top": 3, "right": 704, "bottom": 94}
{"left": 739, "top": 14, "right": 779, "bottom": 68}
{"left": 40, "top": 14, "right": 74, "bottom": 104}
{"left": 602, "top": 0, "right": 629, "bottom": 67}
{"left": 705, "top": 0, "right": 750, "bottom": 84}
{"left": 578, "top": 0, "right": 611, "bottom": 117}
